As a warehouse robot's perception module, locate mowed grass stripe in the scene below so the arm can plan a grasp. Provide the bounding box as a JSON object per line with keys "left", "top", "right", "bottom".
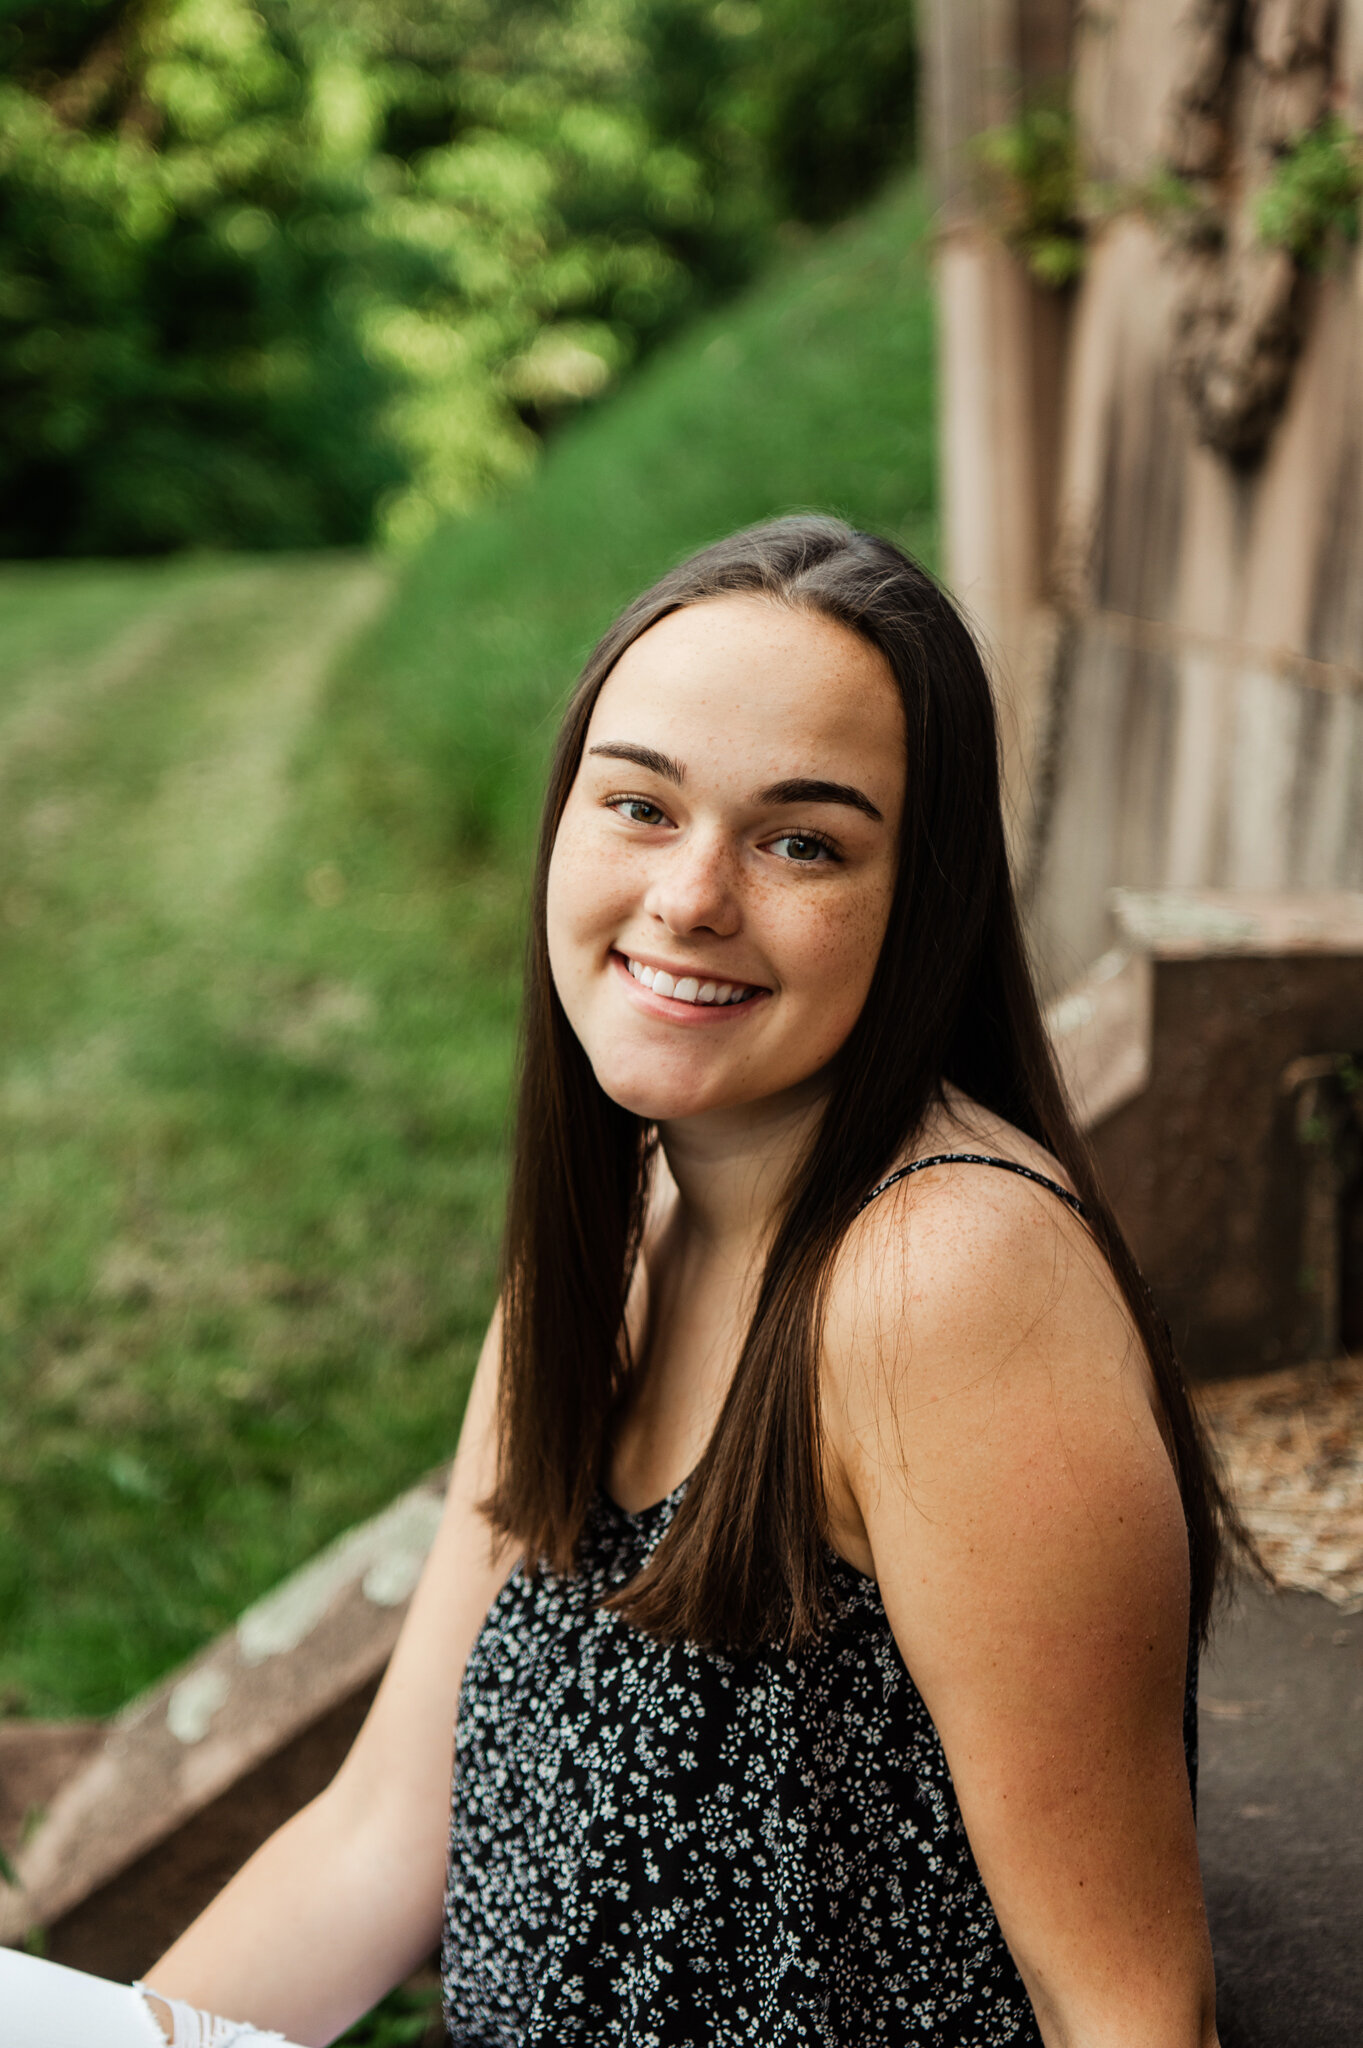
{"left": 0, "top": 560, "right": 222, "bottom": 717}
{"left": 138, "top": 560, "right": 391, "bottom": 924}
{"left": 0, "top": 558, "right": 391, "bottom": 1049}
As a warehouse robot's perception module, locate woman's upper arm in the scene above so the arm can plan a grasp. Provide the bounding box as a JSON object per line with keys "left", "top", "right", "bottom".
{"left": 823, "top": 1174, "right": 1216, "bottom": 2046}
{"left": 328, "top": 1307, "right": 517, "bottom": 1838}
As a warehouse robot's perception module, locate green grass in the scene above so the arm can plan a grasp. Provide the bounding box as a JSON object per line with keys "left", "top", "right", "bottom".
{"left": 0, "top": 172, "right": 936, "bottom": 1729}
{"left": 338, "top": 1975, "right": 444, "bottom": 2047}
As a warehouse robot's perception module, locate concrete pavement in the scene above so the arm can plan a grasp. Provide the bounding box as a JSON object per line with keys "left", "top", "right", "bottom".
{"left": 1200, "top": 1581, "right": 1363, "bottom": 2046}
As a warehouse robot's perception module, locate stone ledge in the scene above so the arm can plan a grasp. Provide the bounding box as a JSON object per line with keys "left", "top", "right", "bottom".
{"left": 0, "top": 1723, "right": 104, "bottom": 1866}
{"left": 0, "top": 1471, "right": 447, "bottom": 1950}
{"left": 1111, "top": 888, "right": 1363, "bottom": 960}
{"left": 1046, "top": 943, "right": 1152, "bottom": 1128}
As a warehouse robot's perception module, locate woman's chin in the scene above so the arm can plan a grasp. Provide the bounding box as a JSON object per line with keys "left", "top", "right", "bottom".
{"left": 600, "top": 1083, "right": 728, "bottom": 1123}
{"left": 590, "top": 1058, "right": 744, "bottom": 1125}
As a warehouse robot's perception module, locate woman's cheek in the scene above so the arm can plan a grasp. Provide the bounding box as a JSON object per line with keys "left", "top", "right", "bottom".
{"left": 545, "top": 828, "right": 592, "bottom": 1000}
{"left": 784, "top": 881, "right": 885, "bottom": 999}
{"left": 804, "top": 886, "right": 893, "bottom": 1062}
{"left": 550, "top": 814, "right": 613, "bottom": 928}
{"left": 546, "top": 822, "right": 638, "bottom": 1021}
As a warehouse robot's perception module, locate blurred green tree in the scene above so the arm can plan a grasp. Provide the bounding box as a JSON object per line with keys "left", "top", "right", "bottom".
{"left": 0, "top": 0, "right": 916, "bottom": 555}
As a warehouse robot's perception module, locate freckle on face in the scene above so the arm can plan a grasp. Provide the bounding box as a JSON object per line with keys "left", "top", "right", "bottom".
{"left": 546, "top": 594, "right": 907, "bottom": 1121}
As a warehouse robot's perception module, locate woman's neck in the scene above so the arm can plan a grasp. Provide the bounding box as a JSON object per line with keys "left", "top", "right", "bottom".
{"left": 656, "top": 1078, "right": 828, "bottom": 1259}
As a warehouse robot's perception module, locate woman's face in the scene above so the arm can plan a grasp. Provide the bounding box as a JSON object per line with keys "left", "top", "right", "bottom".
{"left": 546, "top": 594, "right": 906, "bottom": 1125}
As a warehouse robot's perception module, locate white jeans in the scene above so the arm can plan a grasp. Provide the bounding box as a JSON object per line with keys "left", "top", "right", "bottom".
{"left": 0, "top": 1951, "right": 302, "bottom": 2047}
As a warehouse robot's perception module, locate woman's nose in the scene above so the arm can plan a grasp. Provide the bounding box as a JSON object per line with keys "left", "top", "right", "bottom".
{"left": 643, "top": 829, "right": 740, "bottom": 937}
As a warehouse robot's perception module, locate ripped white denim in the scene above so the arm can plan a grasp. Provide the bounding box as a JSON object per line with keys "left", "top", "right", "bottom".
{"left": 0, "top": 1950, "right": 299, "bottom": 2048}
{"left": 135, "top": 1984, "right": 289, "bottom": 2047}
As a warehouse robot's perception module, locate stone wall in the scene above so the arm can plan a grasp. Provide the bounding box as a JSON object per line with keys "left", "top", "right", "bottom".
{"left": 1052, "top": 890, "right": 1363, "bottom": 1375}
{"left": 925, "top": 0, "right": 1363, "bottom": 993}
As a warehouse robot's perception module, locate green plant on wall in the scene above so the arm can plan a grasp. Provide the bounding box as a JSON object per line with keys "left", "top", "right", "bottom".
{"left": 972, "top": 104, "right": 1363, "bottom": 295}
{"left": 1129, "top": 164, "right": 1223, "bottom": 250}
{"left": 972, "top": 103, "right": 1085, "bottom": 288}
{"left": 1257, "top": 115, "right": 1363, "bottom": 267}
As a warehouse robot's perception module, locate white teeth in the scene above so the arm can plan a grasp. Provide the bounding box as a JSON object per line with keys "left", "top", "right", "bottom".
{"left": 626, "top": 959, "right": 757, "bottom": 1006}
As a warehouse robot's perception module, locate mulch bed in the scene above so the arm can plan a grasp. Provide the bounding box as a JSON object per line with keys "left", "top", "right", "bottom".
{"left": 1196, "top": 1356, "right": 1363, "bottom": 1611}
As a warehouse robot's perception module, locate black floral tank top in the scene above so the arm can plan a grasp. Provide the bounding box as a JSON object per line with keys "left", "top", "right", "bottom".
{"left": 440, "top": 1157, "right": 1198, "bottom": 2046}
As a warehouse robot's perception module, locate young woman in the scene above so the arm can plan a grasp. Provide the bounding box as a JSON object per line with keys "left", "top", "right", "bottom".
{"left": 51, "top": 519, "right": 1229, "bottom": 2043}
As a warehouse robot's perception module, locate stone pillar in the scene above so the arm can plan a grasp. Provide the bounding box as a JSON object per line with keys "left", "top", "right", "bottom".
{"left": 922, "top": 0, "right": 1076, "bottom": 875}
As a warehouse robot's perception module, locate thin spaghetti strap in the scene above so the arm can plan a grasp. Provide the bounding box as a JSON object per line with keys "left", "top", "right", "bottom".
{"left": 857, "top": 1152, "right": 1089, "bottom": 1220}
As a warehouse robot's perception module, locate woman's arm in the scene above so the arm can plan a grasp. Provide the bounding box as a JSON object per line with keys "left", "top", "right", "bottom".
{"left": 822, "top": 1168, "right": 1218, "bottom": 2048}
{"left": 142, "top": 1312, "right": 516, "bottom": 2048}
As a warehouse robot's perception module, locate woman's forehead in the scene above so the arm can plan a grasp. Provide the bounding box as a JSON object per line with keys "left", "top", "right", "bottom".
{"left": 588, "top": 595, "right": 904, "bottom": 779}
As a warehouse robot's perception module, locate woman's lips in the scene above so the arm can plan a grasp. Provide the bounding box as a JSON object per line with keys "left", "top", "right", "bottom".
{"left": 610, "top": 950, "right": 768, "bottom": 1020}
{"left": 626, "top": 954, "right": 759, "bottom": 1005}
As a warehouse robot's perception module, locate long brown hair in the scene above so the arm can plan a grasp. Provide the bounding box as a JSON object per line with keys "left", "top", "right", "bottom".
{"left": 484, "top": 514, "right": 1230, "bottom": 1652}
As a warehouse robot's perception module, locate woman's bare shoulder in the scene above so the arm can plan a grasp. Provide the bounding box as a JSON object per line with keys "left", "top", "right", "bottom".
{"left": 829, "top": 1090, "right": 1095, "bottom": 1339}
{"left": 820, "top": 1096, "right": 1187, "bottom": 1698}
{"left": 821, "top": 1091, "right": 1160, "bottom": 1510}
{"left": 898, "top": 1083, "right": 1082, "bottom": 1194}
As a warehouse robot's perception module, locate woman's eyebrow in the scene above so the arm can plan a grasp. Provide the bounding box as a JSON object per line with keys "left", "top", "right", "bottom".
{"left": 586, "top": 747, "right": 882, "bottom": 824}
{"left": 587, "top": 742, "right": 686, "bottom": 784}
{"left": 758, "top": 777, "right": 883, "bottom": 823}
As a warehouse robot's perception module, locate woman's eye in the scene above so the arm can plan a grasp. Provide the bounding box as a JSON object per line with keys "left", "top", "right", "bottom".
{"left": 613, "top": 797, "right": 667, "bottom": 826}
{"left": 769, "top": 832, "right": 835, "bottom": 864}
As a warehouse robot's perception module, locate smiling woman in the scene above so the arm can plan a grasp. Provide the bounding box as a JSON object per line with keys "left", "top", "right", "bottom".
{"left": 546, "top": 598, "right": 904, "bottom": 1122}
{"left": 48, "top": 517, "right": 1232, "bottom": 2047}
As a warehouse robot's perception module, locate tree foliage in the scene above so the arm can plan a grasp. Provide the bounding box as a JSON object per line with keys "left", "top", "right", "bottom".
{"left": 0, "top": 0, "right": 917, "bottom": 555}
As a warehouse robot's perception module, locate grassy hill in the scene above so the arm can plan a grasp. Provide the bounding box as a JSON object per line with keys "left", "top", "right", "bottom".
{"left": 0, "top": 174, "right": 936, "bottom": 1728}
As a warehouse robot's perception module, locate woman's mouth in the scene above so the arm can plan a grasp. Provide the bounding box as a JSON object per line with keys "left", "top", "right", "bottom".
{"left": 617, "top": 953, "right": 764, "bottom": 1007}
